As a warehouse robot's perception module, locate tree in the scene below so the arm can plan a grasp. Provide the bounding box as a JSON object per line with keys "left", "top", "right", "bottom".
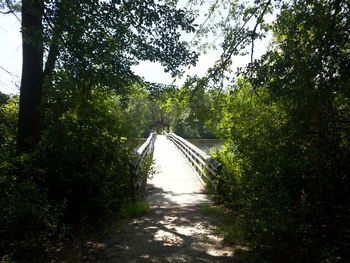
{"left": 210, "top": 0, "right": 350, "bottom": 260}
{"left": 17, "top": 0, "right": 43, "bottom": 152}
{"left": 249, "top": 1, "right": 350, "bottom": 258}
{"left": 16, "top": 0, "right": 198, "bottom": 152}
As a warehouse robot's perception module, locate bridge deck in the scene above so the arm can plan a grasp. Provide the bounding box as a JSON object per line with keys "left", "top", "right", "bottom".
{"left": 147, "top": 135, "right": 211, "bottom": 207}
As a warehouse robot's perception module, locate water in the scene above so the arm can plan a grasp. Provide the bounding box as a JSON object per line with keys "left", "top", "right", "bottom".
{"left": 134, "top": 137, "right": 223, "bottom": 154}
{"left": 187, "top": 139, "right": 223, "bottom": 154}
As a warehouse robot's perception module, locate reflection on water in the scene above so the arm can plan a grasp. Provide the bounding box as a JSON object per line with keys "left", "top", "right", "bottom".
{"left": 187, "top": 139, "right": 223, "bottom": 154}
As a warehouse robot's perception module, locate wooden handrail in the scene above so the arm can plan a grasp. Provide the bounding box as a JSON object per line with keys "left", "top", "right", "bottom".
{"left": 135, "top": 132, "right": 156, "bottom": 166}
{"left": 166, "top": 133, "right": 221, "bottom": 186}
{"left": 132, "top": 132, "right": 156, "bottom": 195}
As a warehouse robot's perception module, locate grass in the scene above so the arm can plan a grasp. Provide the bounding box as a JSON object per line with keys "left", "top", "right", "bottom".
{"left": 200, "top": 205, "right": 263, "bottom": 263}
{"left": 114, "top": 200, "right": 150, "bottom": 233}
{"left": 201, "top": 205, "right": 245, "bottom": 244}
{"left": 108, "top": 200, "right": 150, "bottom": 233}
{"left": 120, "top": 200, "right": 150, "bottom": 219}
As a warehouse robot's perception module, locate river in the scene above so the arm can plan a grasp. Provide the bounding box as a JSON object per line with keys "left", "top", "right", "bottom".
{"left": 187, "top": 139, "right": 223, "bottom": 154}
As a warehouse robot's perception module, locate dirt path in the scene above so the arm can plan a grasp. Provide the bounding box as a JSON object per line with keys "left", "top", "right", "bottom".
{"left": 89, "top": 136, "right": 243, "bottom": 262}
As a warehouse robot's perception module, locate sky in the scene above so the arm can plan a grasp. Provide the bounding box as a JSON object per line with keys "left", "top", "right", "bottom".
{"left": 0, "top": 3, "right": 271, "bottom": 95}
{"left": 0, "top": 14, "right": 22, "bottom": 94}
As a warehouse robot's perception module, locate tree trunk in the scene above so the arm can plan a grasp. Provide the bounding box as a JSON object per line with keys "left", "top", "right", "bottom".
{"left": 17, "top": 0, "right": 44, "bottom": 152}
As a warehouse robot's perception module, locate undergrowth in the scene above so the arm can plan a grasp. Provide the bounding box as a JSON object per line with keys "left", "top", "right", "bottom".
{"left": 201, "top": 205, "right": 245, "bottom": 245}
{"left": 50, "top": 200, "right": 150, "bottom": 262}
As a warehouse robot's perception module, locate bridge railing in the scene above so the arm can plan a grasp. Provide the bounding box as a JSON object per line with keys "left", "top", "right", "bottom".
{"left": 166, "top": 133, "right": 221, "bottom": 186}
{"left": 132, "top": 132, "right": 156, "bottom": 196}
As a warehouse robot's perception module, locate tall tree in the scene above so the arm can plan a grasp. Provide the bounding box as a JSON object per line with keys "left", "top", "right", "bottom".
{"left": 16, "top": 0, "right": 198, "bottom": 152}
{"left": 17, "top": 0, "right": 44, "bottom": 152}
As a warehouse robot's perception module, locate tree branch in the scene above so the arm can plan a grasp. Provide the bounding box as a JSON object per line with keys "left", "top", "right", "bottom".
{"left": 3, "top": 0, "right": 21, "bottom": 22}
{"left": 189, "top": 0, "right": 272, "bottom": 101}
{"left": 250, "top": 0, "right": 271, "bottom": 63}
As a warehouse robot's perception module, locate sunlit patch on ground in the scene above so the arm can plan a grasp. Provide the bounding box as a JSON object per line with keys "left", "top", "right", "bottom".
{"left": 154, "top": 229, "right": 184, "bottom": 246}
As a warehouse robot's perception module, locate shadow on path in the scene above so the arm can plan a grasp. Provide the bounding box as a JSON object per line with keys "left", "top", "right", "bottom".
{"left": 86, "top": 185, "right": 253, "bottom": 263}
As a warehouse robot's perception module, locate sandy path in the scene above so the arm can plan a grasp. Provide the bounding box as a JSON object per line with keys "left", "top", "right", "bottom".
{"left": 91, "top": 135, "right": 239, "bottom": 262}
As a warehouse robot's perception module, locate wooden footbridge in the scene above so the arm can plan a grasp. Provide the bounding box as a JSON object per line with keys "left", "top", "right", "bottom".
{"left": 134, "top": 133, "right": 221, "bottom": 206}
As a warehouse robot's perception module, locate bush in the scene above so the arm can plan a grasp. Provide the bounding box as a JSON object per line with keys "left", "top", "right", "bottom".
{"left": 43, "top": 75, "right": 136, "bottom": 225}
{"left": 0, "top": 154, "right": 64, "bottom": 262}
{"left": 211, "top": 78, "right": 350, "bottom": 262}
{"left": 0, "top": 80, "right": 154, "bottom": 260}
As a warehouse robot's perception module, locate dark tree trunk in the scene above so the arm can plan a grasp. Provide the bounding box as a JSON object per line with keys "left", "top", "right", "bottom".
{"left": 17, "top": 0, "right": 44, "bottom": 152}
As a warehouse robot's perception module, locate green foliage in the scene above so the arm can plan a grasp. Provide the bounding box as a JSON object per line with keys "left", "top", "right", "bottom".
{"left": 201, "top": 205, "right": 245, "bottom": 244}
{"left": 209, "top": 1, "right": 350, "bottom": 261}
{"left": 0, "top": 153, "right": 64, "bottom": 262}
{"left": 212, "top": 81, "right": 297, "bottom": 254}
{"left": 1, "top": 0, "right": 200, "bottom": 255}
{"left": 125, "top": 87, "right": 154, "bottom": 138}
{"left": 0, "top": 94, "right": 18, "bottom": 158}
{"left": 44, "top": 72, "right": 136, "bottom": 224}
{"left": 0, "top": 79, "right": 158, "bottom": 260}
{"left": 120, "top": 200, "right": 150, "bottom": 219}
{"left": 104, "top": 200, "right": 150, "bottom": 235}
{"left": 0, "top": 79, "right": 159, "bottom": 261}
{"left": 2, "top": 0, "right": 349, "bottom": 261}
{"left": 160, "top": 86, "right": 217, "bottom": 138}
{"left": 45, "top": 0, "right": 198, "bottom": 91}
{"left": 133, "top": 154, "right": 156, "bottom": 194}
